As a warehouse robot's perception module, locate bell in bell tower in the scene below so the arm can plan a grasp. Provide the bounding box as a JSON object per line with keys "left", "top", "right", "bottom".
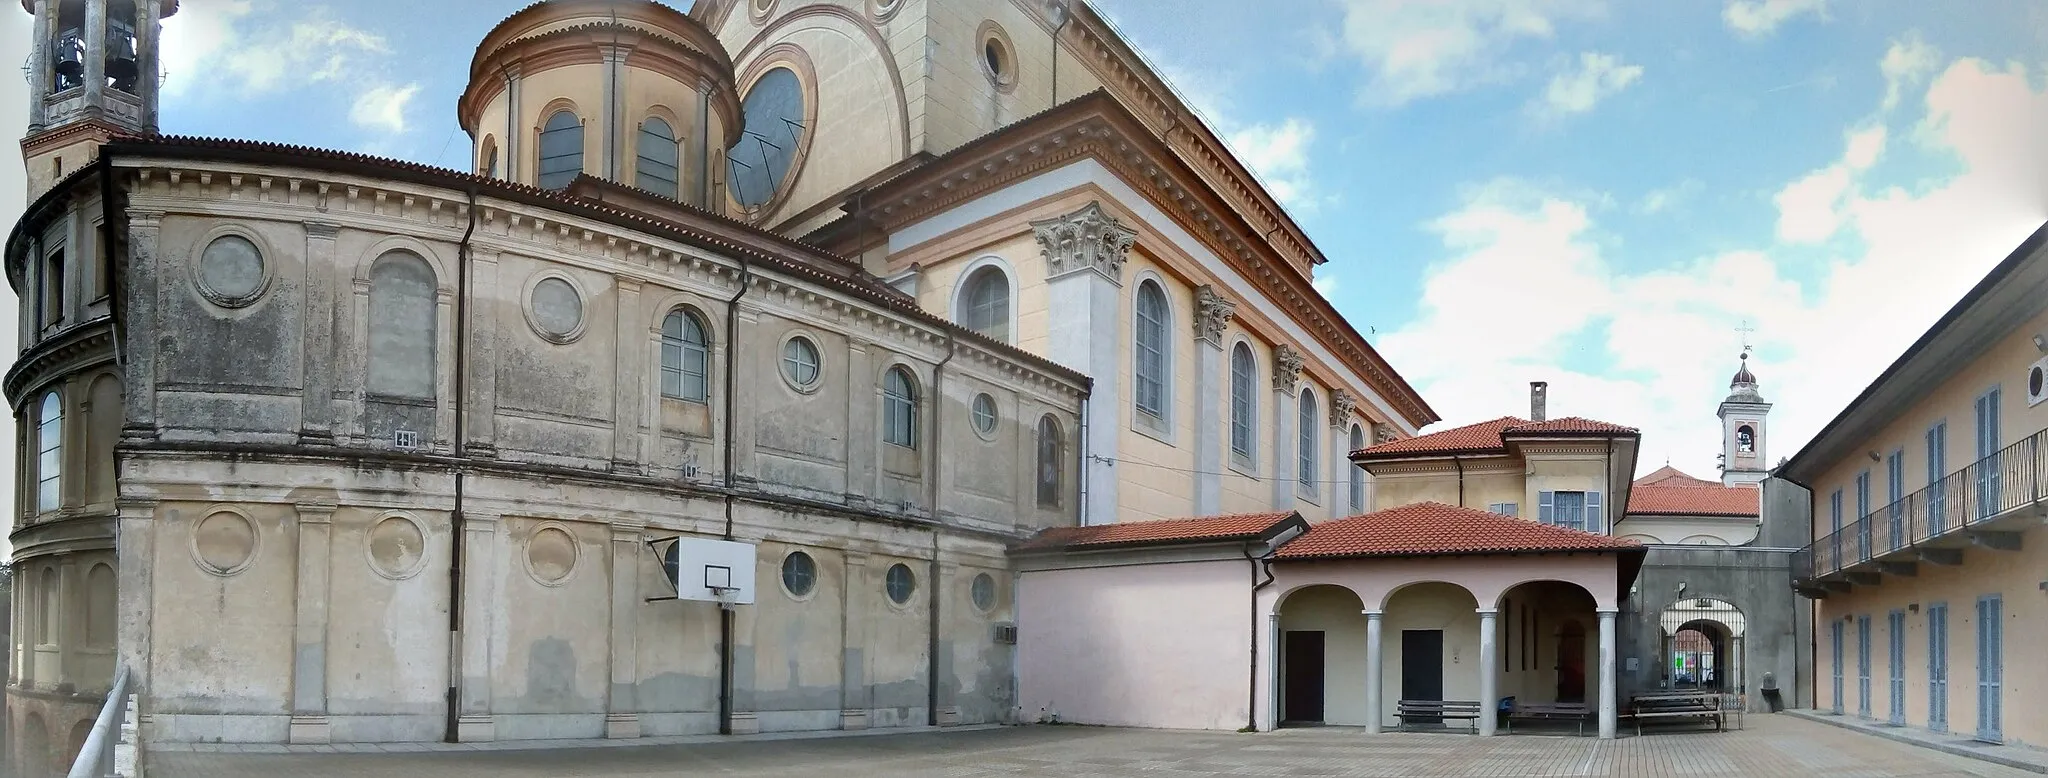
{"left": 20, "top": 0, "right": 175, "bottom": 198}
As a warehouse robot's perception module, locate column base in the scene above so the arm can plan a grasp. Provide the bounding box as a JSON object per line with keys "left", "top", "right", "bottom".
{"left": 729, "top": 712, "right": 760, "bottom": 735}
{"left": 839, "top": 709, "right": 868, "bottom": 730}
{"left": 937, "top": 706, "right": 961, "bottom": 727}
{"left": 287, "top": 716, "right": 330, "bottom": 745}
{"left": 604, "top": 713, "right": 640, "bottom": 739}
{"left": 456, "top": 714, "right": 495, "bottom": 742}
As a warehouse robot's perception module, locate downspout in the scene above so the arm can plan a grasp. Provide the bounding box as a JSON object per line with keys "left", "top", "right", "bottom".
{"left": 927, "top": 331, "right": 959, "bottom": 727}
{"left": 1049, "top": 2, "right": 1071, "bottom": 106}
{"left": 1605, "top": 438, "right": 1615, "bottom": 535}
{"left": 1244, "top": 542, "right": 1277, "bottom": 731}
{"left": 1454, "top": 456, "right": 1465, "bottom": 507}
{"left": 444, "top": 185, "right": 479, "bottom": 743}
{"left": 718, "top": 256, "right": 754, "bottom": 735}
{"left": 97, "top": 160, "right": 124, "bottom": 370}
{"left": 1075, "top": 395, "right": 1089, "bottom": 526}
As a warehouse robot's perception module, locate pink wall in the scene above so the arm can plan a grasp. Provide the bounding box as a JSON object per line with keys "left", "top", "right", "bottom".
{"left": 1017, "top": 559, "right": 1253, "bottom": 730}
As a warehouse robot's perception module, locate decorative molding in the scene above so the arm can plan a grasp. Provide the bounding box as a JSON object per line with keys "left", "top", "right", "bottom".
{"left": 1329, "top": 389, "right": 1357, "bottom": 428}
{"left": 1270, "top": 345, "right": 1303, "bottom": 392}
{"left": 1373, "top": 422, "right": 1398, "bottom": 444}
{"left": 1193, "top": 284, "right": 1236, "bottom": 346}
{"left": 1031, "top": 201, "right": 1135, "bottom": 284}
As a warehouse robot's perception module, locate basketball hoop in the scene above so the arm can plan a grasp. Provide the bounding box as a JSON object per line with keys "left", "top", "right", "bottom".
{"left": 710, "top": 586, "right": 740, "bottom": 611}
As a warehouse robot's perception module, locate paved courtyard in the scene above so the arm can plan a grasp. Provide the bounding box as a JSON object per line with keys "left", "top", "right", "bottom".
{"left": 147, "top": 714, "right": 2037, "bottom": 778}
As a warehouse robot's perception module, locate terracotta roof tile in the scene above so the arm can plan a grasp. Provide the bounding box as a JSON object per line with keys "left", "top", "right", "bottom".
{"left": 1014, "top": 511, "right": 1299, "bottom": 552}
{"left": 1352, "top": 415, "right": 1638, "bottom": 459}
{"left": 1634, "top": 465, "right": 1721, "bottom": 488}
{"left": 1626, "top": 484, "right": 1760, "bottom": 518}
{"left": 1274, "top": 502, "right": 1642, "bottom": 560}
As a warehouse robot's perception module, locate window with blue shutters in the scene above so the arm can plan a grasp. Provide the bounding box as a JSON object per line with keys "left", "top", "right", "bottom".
{"left": 1928, "top": 421, "right": 1949, "bottom": 530}
{"left": 1857, "top": 615, "right": 1872, "bottom": 718}
{"left": 1537, "top": 490, "right": 1600, "bottom": 532}
{"left": 1977, "top": 595, "right": 2003, "bottom": 742}
{"left": 1830, "top": 488, "right": 1844, "bottom": 567}
{"left": 1886, "top": 450, "right": 1905, "bottom": 550}
{"left": 1855, "top": 470, "right": 1872, "bottom": 561}
{"left": 1831, "top": 620, "right": 1845, "bottom": 714}
{"left": 1888, "top": 610, "right": 1906, "bottom": 725}
{"left": 1975, "top": 387, "right": 2002, "bottom": 518}
{"left": 1928, "top": 602, "right": 1949, "bottom": 732}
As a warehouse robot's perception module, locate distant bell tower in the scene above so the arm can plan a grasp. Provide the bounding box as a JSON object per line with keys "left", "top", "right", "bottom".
{"left": 20, "top": 0, "right": 174, "bottom": 198}
{"left": 1718, "top": 348, "right": 1772, "bottom": 487}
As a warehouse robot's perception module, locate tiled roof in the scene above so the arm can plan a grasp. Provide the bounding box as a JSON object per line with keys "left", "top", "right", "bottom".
{"left": 1274, "top": 502, "right": 1643, "bottom": 560}
{"left": 1013, "top": 511, "right": 1299, "bottom": 552}
{"left": 1626, "top": 485, "right": 1760, "bottom": 518}
{"left": 1634, "top": 465, "right": 1720, "bottom": 488}
{"left": 1353, "top": 415, "right": 1638, "bottom": 459}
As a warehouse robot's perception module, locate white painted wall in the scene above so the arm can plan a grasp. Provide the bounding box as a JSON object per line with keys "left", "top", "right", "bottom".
{"left": 1276, "top": 585, "right": 1368, "bottom": 725}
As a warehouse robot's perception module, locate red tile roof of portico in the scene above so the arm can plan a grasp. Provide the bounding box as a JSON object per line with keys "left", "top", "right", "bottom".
{"left": 1274, "top": 502, "right": 1644, "bottom": 561}
{"left": 1351, "top": 416, "right": 1638, "bottom": 460}
{"left": 1014, "top": 511, "right": 1301, "bottom": 552}
{"left": 1626, "top": 485, "right": 1761, "bottom": 517}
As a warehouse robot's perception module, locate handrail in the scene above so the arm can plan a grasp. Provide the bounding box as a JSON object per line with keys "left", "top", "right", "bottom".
{"left": 1794, "top": 429, "right": 2047, "bottom": 584}
{"left": 67, "top": 663, "right": 130, "bottom": 778}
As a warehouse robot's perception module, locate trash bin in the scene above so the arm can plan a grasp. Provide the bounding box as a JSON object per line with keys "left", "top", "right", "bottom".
{"left": 1760, "top": 672, "right": 1784, "bottom": 713}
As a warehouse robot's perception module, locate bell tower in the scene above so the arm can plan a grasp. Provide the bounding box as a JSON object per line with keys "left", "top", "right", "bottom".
{"left": 20, "top": 0, "right": 174, "bottom": 198}
{"left": 1718, "top": 348, "right": 1772, "bottom": 487}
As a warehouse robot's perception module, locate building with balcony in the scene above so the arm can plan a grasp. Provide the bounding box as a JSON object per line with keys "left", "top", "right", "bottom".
{"left": 1784, "top": 221, "right": 2048, "bottom": 748}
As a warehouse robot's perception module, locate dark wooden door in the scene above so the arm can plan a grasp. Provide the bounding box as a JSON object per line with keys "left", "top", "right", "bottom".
{"left": 1282, "top": 630, "right": 1326, "bottom": 723}
{"left": 1402, "top": 629, "right": 1445, "bottom": 721}
{"left": 1558, "top": 621, "right": 1587, "bottom": 702}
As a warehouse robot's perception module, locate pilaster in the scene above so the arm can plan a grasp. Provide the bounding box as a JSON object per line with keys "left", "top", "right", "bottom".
{"left": 838, "top": 552, "right": 870, "bottom": 728}
{"left": 844, "top": 338, "right": 876, "bottom": 505}
{"left": 82, "top": 0, "right": 107, "bottom": 113}
{"left": 611, "top": 278, "right": 644, "bottom": 473}
{"left": 1033, "top": 201, "right": 1134, "bottom": 526}
{"left": 464, "top": 250, "right": 501, "bottom": 457}
{"left": 456, "top": 512, "right": 501, "bottom": 742}
{"left": 692, "top": 83, "right": 711, "bottom": 205}
{"left": 137, "top": 0, "right": 163, "bottom": 130}
{"left": 1191, "top": 285, "right": 1235, "bottom": 516}
{"left": 27, "top": 0, "right": 51, "bottom": 130}
{"left": 338, "top": 277, "right": 372, "bottom": 443}
{"left": 605, "top": 522, "right": 644, "bottom": 739}
{"left": 119, "top": 210, "right": 162, "bottom": 442}
{"left": 1269, "top": 345, "right": 1303, "bottom": 510}
{"left": 56, "top": 555, "right": 78, "bottom": 688}
{"left": 602, "top": 45, "right": 625, "bottom": 181}
{"left": 1329, "top": 389, "right": 1357, "bottom": 516}
{"left": 728, "top": 305, "right": 760, "bottom": 485}
{"left": 288, "top": 502, "right": 336, "bottom": 744}
{"left": 298, "top": 222, "right": 340, "bottom": 444}
{"left": 504, "top": 65, "right": 523, "bottom": 182}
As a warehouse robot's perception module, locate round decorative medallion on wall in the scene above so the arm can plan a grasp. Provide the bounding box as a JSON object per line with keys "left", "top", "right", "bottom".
{"left": 191, "top": 510, "right": 259, "bottom": 576}
{"left": 748, "top": 0, "right": 778, "bottom": 24}
{"left": 525, "top": 525, "right": 580, "bottom": 586}
{"left": 526, "top": 275, "right": 586, "bottom": 343}
{"left": 867, "top": 0, "right": 904, "bottom": 22}
{"left": 195, "top": 233, "right": 270, "bottom": 308}
{"left": 365, "top": 514, "right": 429, "bottom": 580}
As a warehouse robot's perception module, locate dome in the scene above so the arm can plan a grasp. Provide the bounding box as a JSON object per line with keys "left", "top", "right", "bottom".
{"left": 1730, "top": 353, "right": 1757, "bottom": 387}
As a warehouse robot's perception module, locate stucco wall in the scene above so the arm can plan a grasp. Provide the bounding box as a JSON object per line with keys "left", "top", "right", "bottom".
{"left": 1620, "top": 546, "right": 1806, "bottom": 714}
{"left": 1016, "top": 558, "right": 1252, "bottom": 730}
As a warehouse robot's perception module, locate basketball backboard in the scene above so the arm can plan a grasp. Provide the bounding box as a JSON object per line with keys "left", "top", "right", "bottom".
{"left": 659, "top": 536, "right": 757, "bottom": 605}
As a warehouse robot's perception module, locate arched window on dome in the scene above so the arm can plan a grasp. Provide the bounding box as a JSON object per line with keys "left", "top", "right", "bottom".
{"left": 637, "top": 117, "right": 681, "bottom": 200}
{"left": 537, "top": 110, "right": 584, "bottom": 190}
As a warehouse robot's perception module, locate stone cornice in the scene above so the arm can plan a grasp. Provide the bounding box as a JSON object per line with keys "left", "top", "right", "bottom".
{"left": 5, "top": 318, "right": 115, "bottom": 408}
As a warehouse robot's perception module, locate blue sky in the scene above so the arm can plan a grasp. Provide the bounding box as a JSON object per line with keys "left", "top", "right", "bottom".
{"left": 4, "top": 0, "right": 2048, "bottom": 489}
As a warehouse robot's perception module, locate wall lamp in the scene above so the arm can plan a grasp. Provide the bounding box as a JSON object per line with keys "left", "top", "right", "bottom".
{"left": 2034, "top": 334, "right": 2047, "bottom": 353}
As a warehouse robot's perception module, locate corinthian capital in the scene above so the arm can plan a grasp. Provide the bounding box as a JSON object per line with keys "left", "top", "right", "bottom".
{"left": 1031, "top": 201, "right": 1136, "bottom": 284}
{"left": 1329, "top": 389, "right": 1358, "bottom": 427}
{"left": 1271, "top": 345, "right": 1304, "bottom": 391}
{"left": 1193, "top": 285, "right": 1237, "bottom": 346}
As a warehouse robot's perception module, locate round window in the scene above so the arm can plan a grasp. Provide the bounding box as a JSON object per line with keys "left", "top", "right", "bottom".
{"left": 970, "top": 572, "right": 996, "bottom": 612}
{"left": 971, "top": 393, "right": 998, "bottom": 436}
{"left": 197, "top": 234, "right": 267, "bottom": 306}
{"left": 885, "top": 562, "right": 916, "bottom": 605}
{"left": 782, "top": 335, "right": 821, "bottom": 389}
{"left": 984, "top": 41, "right": 1003, "bottom": 76}
{"left": 781, "top": 551, "right": 816, "bottom": 598}
{"left": 530, "top": 277, "right": 583, "bottom": 340}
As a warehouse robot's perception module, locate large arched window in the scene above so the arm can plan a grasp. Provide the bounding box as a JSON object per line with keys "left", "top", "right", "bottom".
{"left": 1036, "top": 414, "right": 1063, "bottom": 508}
{"left": 660, "top": 309, "right": 710, "bottom": 403}
{"left": 479, "top": 136, "right": 499, "bottom": 178}
{"left": 1297, "top": 387, "right": 1317, "bottom": 496}
{"left": 637, "top": 117, "right": 681, "bottom": 200}
{"left": 1229, "top": 342, "right": 1255, "bottom": 461}
{"left": 36, "top": 391, "right": 62, "bottom": 513}
{"left": 959, "top": 265, "right": 1011, "bottom": 342}
{"left": 1133, "top": 280, "right": 1169, "bottom": 423}
{"left": 537, "top": 110, "right": 584, "bottom": 190}
{"left": 367, "top": 251, "right": 437, "bottom": 400}
{"left": 883, "top": 366, "right": 919, "bottom": 449}
{"left": 1349, "top": 423, "right": 1366, "bottom": 512}
{"left": 730, "top": 67, "right": 806, "bottom": 208}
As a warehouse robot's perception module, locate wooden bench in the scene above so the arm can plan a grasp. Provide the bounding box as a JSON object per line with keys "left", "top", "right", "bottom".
{"left": 1396, "top": 699, "right": 1484, "bottom": 732}
{"left": 1504, "top": 702, "right": 1592, "bottom": 736}
{"left": 1627, "top": 693, "right": 1723, "bottom": 736}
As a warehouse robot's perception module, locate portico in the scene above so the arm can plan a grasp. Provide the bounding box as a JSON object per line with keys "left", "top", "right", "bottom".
{"left": 1254, "top": 503, "right": 1644, "bottom": 738}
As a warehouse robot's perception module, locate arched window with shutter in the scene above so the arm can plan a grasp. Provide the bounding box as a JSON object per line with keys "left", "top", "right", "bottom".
{"left": 958, "top": 265, "right": 1011, "bottom": 343}
{"left": 1297, "top": 387, "right": 1318, "bottom": 497}
{"left": 1349, "top": 423, "right": 1366, "bottom": 512}
{"left": 1036, "top": 414, "right": 1063, "bottom": 508}
{"left": 660, "top": 309, "right": 710, "bottom": 403}
{"left": 537, "top": 110, "right": 584, "bottom": 190}
{"left": 1133, "top": 280, "right": 1169, "bottom": 424}
{"left": 883, "top": 366, "right": 919, "bottom": 448}
{"left": 1229, "top": 342, "right": 1255, "bottom": 462}
{"left": 637, "top": 117, "right": 680, "bottom": 199}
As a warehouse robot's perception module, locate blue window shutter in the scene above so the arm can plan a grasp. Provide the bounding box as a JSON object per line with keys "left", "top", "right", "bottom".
{"left": 1585, "top": 491, "right": 1603, "bottom": 533}
{"left": 1538, "top": 491, "right": 1555, "bottom": 525}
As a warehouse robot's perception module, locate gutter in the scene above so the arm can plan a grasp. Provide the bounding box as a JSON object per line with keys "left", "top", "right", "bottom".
{"left": 718, "top": 255, "right": 754, "bottom": 736}
{"left": 97, "top": 161, "right": 124, "bottom": 371}
{"left": 1243, "top": 542, "right": 1275, "bottom": 731}
{"left": 1453, "top": 456, "right": 1465, "bottom": 507}
{"left": 927, "top": 331, "right": 959, "bottom": 727}
{"left": 444, "top": 185, "right": 479, "bottom": 743}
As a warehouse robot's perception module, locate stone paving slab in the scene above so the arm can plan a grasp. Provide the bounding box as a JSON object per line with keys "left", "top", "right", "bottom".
{"left": 1784, "top": 708, "right": 2048, "bottom": 774}
{"left": 146, "top": 713, "right": 2040, "bottom": 778}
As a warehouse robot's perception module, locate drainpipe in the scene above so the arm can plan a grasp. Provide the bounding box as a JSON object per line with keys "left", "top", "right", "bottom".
{"left": 97, "top": 160, "right": 124, "bottom": 370}
{"left": 718, "top": 257, "right": 754, "bottom": 735}
{"left": 444, "top": 185, "right": 479, "bottom": 743}
{"left": 926, "top": 331, "right": 958, "bottom": 727}
{"left": 1075, "top": 397, "right": 1089, "bottom": 526}
{"left": 1244, "top": 542, "right": 1277, "bottom": 731}
{"left": 1605, "top": 439, "right": 1615, "bottom": 534}
{"left": 1454, "top": 456, "right": 1465, "bottom": 507}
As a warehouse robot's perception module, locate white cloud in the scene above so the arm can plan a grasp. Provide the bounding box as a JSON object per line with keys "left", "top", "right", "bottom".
{"left": 1334, "top": 0, "right": 1605, "bottom": 106}
{"left": 1226, "top": 118, "right": 1321, "bottom": 211}
{"left": 350, "top": 83, "right": 419, "bottom": 134}
{"left": 1636, "top": 179, "right": 1703, "bottom": 215}
{"left": 161, "top": 1, "right": 390, "bottom": 97}
{"left": 1880, "top": 33, "right": 1941, "bottom": 112}
{"left": 1772, "top": 125, "right": 1887, "bottom": 243}
{"left": 1723, "top": 0, "right": 1829, "bottom": 37}
{"left": 1312, "top": 270, "right": 1340, "bottom": 298}
{"left": 1538, "top": 51, "right": 1643, "bottom": 116}
{"left": 1380, "top": 56, "right": 2048, "bottom": 479}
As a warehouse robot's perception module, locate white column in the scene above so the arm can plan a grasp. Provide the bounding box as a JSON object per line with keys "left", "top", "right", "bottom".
{"left": 1598, "top": 608, "right": 1619, "bottom": 739}
{"left": 1364, "top": 610, "right": 1384, "bottom": 734}
{"left": 1265, "top": 612, "right": 1281, "bottom": 730}
{"left": 1269, "top": 346, "right": 1303, "bottom": 510}
{"left": 1477, "top": 608, "right": 1498, "bottom": 736}
{"left": 1191, "top": 285, "right": 1236, "bottom": 516}
{"left": 1033, "top": 203, "right": 1134, "bottom": 526}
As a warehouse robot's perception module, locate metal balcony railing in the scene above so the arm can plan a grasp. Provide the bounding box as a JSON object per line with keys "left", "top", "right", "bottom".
{"left": 1792, "top": 428, "right": 2047, "bottom": 586}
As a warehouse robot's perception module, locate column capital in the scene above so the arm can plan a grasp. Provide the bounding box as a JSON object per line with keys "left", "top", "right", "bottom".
{"left": 1361, "top": 610, "right": 1383, "bottom": 619}
{"left": 1597, "top": 608, "right": 1621, "bottom": 616}
{"left": 294, "top": 503, "right": 338, "bottom": 523}
{"left": 1329, "top": 389, "right": 1358, "bottom": 428}
{"left": 1373, "top": 422, "right": 1399, "bottom": 444}
{"left": 1192, "top": 284, "right": 1237, "bottom": 346}
{"left": 1475, "top": 608, "right": 1499, "bottom": 617}
{"left": 609, "top": 522, "right": 647, "bottom": 542}
{"left": 1271, "top": 345, "right": 1304, "bottom": 391}
{"left": 303, "top": 221, "right": 341, "bottom": 240}
{"left": 1032, "top": 201, "right": 1135, "bottom": 285}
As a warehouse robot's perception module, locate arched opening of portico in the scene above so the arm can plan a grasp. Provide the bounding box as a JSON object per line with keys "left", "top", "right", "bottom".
{"left": 1379, "top": 581, "right": 1480, "bottom": 728}
{"left": 1659, "top": 598, "right": 1746, "bottom": 693}
{"left": 1275, "top": 584, "right": 1367, "bottom": 726}
{"left": 1495, "top": 580, "right": 1600, "bottom": 707}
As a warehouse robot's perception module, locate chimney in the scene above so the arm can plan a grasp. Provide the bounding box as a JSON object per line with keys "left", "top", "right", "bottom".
{"left": 1530, "top": 381, "right": 1548, "bottom": 422}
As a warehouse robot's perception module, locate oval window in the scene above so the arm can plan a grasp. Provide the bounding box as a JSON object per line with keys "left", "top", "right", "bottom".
{"left": 970, "top": 572, "right": 996, "bottom": 612}
{"left": 885, "top": 562, "right": 915, "bottom": 605}
{"left": 782, "top": 335, "right": 821, "bottom": 389}
{"left": 197, "top": 234, "right": 266, "bottom": 306}
{"left": 781, "top": 551, "right": 816, "bottom": 598}
{"left": 972, "top": 393, "right": 998, "bottom": 436}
